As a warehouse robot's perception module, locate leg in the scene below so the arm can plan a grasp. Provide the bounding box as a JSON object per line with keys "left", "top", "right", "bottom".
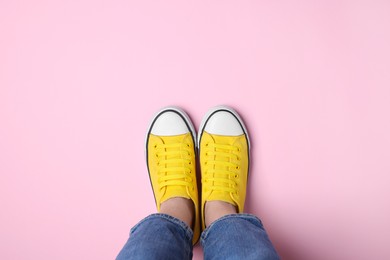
{"left": 198, "top": 106, "right": 280, "bottom": 260}
{"left": 116, "top": 107, "right": 200, "bottom": 259}
{"left": 116, "top": 213, "right": 193, "bottom": 260}
{"left": 201, "top": 214, "right": 279, "bottom": 260}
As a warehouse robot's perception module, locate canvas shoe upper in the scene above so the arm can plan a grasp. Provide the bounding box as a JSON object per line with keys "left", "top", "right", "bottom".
{"left": 198, "top": 106, "right": 250, "bottom": 230}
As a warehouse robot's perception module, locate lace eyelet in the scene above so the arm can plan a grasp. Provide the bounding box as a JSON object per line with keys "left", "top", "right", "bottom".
{"left": 236, "top": 166, "right": 240, "bottom": 170}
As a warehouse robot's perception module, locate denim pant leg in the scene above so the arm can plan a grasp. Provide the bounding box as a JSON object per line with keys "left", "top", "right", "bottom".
{"left": 201, "top": 214, "right": 280, "bottom": 260}
{"left": 116, "top": 213, "right": 193, "bottom": 260}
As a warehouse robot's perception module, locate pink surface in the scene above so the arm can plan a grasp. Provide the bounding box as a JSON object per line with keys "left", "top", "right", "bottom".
{"left": 1, "top": 1, "right": 390, "bottom": 259}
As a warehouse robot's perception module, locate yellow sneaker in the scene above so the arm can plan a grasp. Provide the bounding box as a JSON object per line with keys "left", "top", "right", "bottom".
{"left": 198, "top": 106, "right": 250, "bottom": 230}
{"left": 146, "top": 107, "right": 200, "bottom": 244}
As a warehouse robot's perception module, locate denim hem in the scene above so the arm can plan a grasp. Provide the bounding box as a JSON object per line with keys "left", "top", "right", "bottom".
{"left": 201, "top": 213, "right": 263, "bottom": 242}
{"left": 131, "top": 213, "right": 193, "bottom": 241}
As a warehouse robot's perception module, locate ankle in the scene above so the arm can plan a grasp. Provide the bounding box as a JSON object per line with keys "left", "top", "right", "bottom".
{"left": 204, "top": 200, "right": 237, "bottom": 227}
{"left": 160, "top": 197, "right": 194, "bottom": 228}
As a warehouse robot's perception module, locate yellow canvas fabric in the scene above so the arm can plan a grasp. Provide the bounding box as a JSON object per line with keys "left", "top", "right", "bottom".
{"left": 200, "top": 131, "right": 249, "bottom": 230}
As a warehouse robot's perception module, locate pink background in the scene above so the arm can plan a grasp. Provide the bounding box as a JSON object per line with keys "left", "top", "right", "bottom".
{"left": 1, "top": 1, "right": 390, "bottom": 259}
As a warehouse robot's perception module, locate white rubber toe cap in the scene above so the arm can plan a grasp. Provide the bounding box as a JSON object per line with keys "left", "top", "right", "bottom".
{"left": 150, "top": 111, "right": 190, "bottom": 136}
{"left": 204, "top": 111, "right": 244, "bottom": 136}
{"left": 198, "top": 105, "right": 250, "bottom": 149}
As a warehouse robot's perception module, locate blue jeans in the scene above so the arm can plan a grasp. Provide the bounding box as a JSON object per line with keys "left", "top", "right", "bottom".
{"left": 116, "top": 213, "right": 280, "bottom": 260}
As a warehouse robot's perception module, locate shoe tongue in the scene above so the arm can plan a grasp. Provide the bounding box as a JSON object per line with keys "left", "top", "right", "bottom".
{"left": 161, "top": 187, "right": 190, "bottom": 204}
{"left": 207, "top": 191, "right": 236, "bottom": 206}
